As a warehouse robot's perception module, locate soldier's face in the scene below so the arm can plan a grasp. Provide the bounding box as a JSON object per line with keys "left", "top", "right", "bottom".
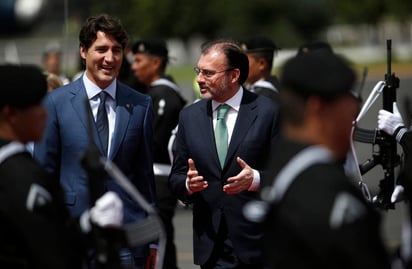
{"left": 246, "top": 54, "right": 264, "bottom": 85}
{"left": 44, "top": 52, "right": 61, "bottom": 74}
{"left": 10, "top": 104, "right": 48, "bottom": 143}
{"left": 131, "top": 53, "right": 159, "bottom": 87}
{"left": 324, "top": 94, "right": 361, "bottom": 159}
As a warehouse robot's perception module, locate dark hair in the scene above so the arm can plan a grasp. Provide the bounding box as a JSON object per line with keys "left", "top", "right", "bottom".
{"left": 250, "top": 51, "right": 275, "bottom": 69}
{"left": 201, "top": 39, "right": 249, "bottom": 85}
{"left": 79, "top": 14, "right": 129, "bottom": 51}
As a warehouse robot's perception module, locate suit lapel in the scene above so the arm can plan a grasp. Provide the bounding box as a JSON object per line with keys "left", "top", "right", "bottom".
{"left": 109, "top": 84, "right": 131, "bottom": 160}
{"left": 194, "top": 101, "right": 222, "bottom": 168}
{"left": 70, "top": 80, "right": 105, "bottom": 156}
{"left": 203, "top": 101, "right": 220, "bottom": 162}
{"left": 225, "top": 91, "right": 258, "bottom": 167}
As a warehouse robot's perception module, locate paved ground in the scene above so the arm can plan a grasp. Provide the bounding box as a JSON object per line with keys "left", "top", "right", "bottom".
{"left": 173, "top": 206, "right": 197, "bottom": 269}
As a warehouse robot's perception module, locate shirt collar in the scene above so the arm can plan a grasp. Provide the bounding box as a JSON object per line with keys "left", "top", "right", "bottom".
{"left": 212, "top": 86, "right": 243, "bottom": 112}
{"left": 83, "top": 71, "right": 117, "bottom": 100}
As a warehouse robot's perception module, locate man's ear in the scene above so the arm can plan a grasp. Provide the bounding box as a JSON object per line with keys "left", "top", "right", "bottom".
{"left": 258, "top": 57, "right": 267, "bottom": 71}
{"left": 80, "top": 46, "right": 87, "bottom": 60}
{"left": 1, "top": 105, "right": 18, "bottom": 124}
{"left": 151, "top": 56, "right": 162, "bottom": 70}
{"left": 306, "top": 96, "right": 324, "bottom": 117}
{"left": 230, "top": 69, "right": 241, "bottom": 84}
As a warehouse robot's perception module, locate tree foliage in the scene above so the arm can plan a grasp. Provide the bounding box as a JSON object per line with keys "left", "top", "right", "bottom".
{"left": 331, "top": 0, "right": 385, "bottom": 24}
{"left": 74, "top": 0, "right": 411, "bottom": 47}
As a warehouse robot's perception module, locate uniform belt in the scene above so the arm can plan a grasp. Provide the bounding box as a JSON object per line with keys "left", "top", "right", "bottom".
{"left": 153, "top": 163, "right": 171, "bottom": 176}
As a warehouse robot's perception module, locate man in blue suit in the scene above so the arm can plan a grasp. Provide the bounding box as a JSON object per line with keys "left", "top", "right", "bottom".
{"left": 33, "top": 14, "right": 156, "bottom": 268}
{"left": 168, "top": 39, "right": 280, "bottom": 269}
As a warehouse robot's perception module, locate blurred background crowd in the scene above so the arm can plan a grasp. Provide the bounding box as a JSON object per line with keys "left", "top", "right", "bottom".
{"left": 1, "top": 0, "right": 412, "bottom": 103}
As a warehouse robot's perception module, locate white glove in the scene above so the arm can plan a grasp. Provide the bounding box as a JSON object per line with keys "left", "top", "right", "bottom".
{"left": 391, "top": 185, "right": 405, "bottom": 203}
{"left": 378, "top": 102, "right": 404, "bottom": 136}
{"left": 90, "top": 191, "right": 123, "bottom": 228}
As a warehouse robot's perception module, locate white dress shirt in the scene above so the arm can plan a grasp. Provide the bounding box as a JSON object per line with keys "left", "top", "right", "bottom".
{"left": 211, "top": 87, "right": 260, "bottom": 191}
{"left": 83, "top": 72, "right": 117, "bottom": 156}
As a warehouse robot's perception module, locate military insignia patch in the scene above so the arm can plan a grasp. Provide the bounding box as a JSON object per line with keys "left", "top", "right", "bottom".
{"left": 138, "top": 43, "right": 145, "bottom": 53}
{"left": 329, "top": 192, "right": 366, "bottom": 228}
{"left": 26, "top": 183, "right": 52, "bottom": 212}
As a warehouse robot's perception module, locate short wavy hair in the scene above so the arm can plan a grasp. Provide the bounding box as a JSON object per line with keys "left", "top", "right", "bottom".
{"left": 79, "top": 14, "right": 129, "bottom": 51}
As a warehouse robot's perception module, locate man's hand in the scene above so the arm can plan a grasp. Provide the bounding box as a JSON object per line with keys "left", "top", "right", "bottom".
{"left": 144, "top": 247, "right": 157, "bottom": 269}
{"left": 378, "top": 102, "right": 404, "bottom": 136}
{"left": 223, "top": 157, "right": 254, "bottom": 194}
{"left": 186, "top": 158, "right": 207, "bottom": 193}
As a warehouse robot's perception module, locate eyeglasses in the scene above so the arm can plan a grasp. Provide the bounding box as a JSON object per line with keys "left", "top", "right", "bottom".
{"left": 194, "top": 67, "right": 234, "bottom": 78}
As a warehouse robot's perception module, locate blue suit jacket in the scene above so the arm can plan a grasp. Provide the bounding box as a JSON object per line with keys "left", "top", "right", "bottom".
{"left": 168, "top": 89, "right": 280, "bottom": 265}
{"left": 34, "top": 78, "right": 156, "bottom": 257}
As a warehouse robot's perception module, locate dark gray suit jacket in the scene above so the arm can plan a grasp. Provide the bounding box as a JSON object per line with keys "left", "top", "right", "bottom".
{"left": 168, "top": 89, "right": 280, "bottom": 265}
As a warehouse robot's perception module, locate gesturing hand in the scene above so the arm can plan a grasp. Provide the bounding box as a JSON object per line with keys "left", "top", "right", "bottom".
{"left": 186, "top": 158, "right": 207, "bottom": 193}
{"left": 223, "top": 157, "right": 254, "bottom": 194}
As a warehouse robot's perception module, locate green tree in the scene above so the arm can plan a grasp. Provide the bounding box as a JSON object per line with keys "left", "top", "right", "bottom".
{"left": 284, "top": 0, "right": 333, "bottom": 41}
{"left": 331, "top": 0, "right": 385, "bottom": 24}
{"left": 85, "top": 0, "right": 334, "bottom": 46}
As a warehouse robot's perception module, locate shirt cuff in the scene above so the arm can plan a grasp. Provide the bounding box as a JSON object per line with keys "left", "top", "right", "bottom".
{"left": 248, "top": 169, "right": 260, "bottom": 191}
{"left": 395, "top": 126, "right": 407, "bottom": 143}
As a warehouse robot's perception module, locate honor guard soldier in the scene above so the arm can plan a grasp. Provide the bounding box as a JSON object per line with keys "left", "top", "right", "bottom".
{"left": 257, "top": 48, "right": 395, "bottom": 269}
{"left": 132, "top": 39, "right": 186, "bottom": 269}
{"left": 240, "top": 35, "right": 280, "bottom": 103}
{"left": 297, "top": 40, "right": 333, "bottom": 55}
{"left": 0, "top": 64, "right": 123, "bottom": 269}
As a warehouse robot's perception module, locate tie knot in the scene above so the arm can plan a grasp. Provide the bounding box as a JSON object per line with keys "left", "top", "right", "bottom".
{"left": 217, "top": 104, "right": 230, "bottom": 120}
{"left": 99, "top": 91, "right": 108, "bottom": 103}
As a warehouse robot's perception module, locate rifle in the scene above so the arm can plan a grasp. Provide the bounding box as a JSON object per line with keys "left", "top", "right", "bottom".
{"left": 81, "top": 98, "right": 166, "bottom": 268}
{"left": 354, "top": 40, "right": 401, "bottom": 210}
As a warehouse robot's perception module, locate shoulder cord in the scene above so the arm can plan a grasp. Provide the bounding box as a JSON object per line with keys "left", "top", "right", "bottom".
{"left": 262, "top": 145, "right": 334, "bottom": 203}
{"left": 0, "top": 141, "right": 27, "bottom": 165}
{"left": 152, "top": 78, "right": 182, "bottom": 94}
{"left": 243, "top": 145, "right": 334, "bottom": 223}
{"left": 251, "top": 80, "right": 278, "bottom": 93}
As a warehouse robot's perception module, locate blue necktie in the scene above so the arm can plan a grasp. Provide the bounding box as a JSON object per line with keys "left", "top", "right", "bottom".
{"left": 215, "top": 104, "right": 230, "bottom": 168}
{"left": 96, "top": 91, "right": 109, "bottom": 156}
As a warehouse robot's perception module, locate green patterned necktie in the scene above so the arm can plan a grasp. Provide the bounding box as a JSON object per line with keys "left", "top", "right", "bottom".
{"left": 215, "top": 104, "right": 230, "bottom": 168}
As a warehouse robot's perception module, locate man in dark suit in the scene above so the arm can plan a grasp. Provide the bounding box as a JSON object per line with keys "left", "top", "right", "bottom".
{"left": 168, "top": 39, "right": 280, "bottom": 269}
{"left": 33, "top": 14, "right": 156, "bottom": 269}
